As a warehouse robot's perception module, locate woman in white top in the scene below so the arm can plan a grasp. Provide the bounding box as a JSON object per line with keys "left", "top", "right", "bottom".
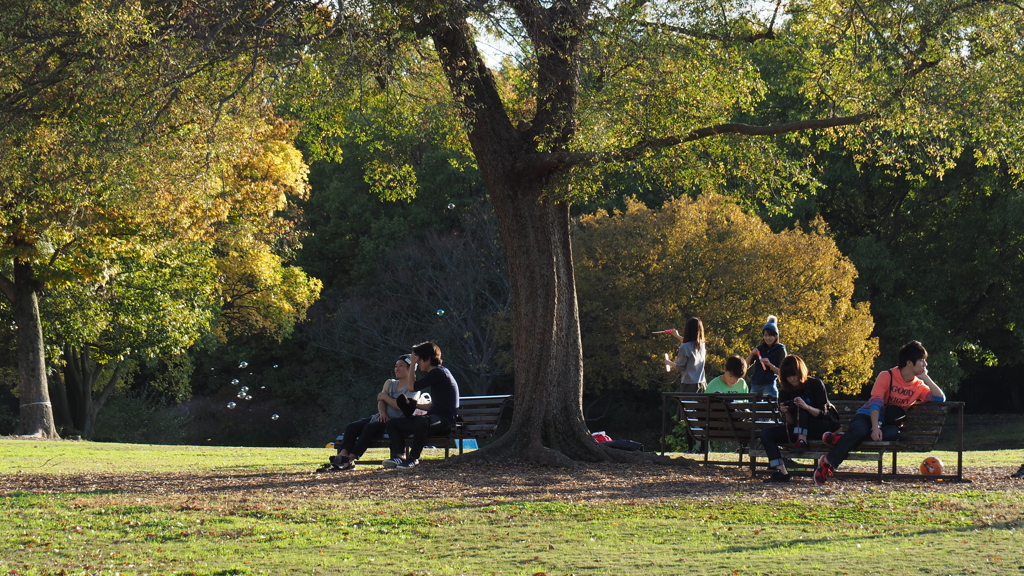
{"left": 319, "top": 354, "right": 419, "bottom": 471}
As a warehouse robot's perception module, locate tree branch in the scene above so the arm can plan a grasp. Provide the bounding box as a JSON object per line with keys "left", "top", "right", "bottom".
{"left": 952, "top": 281, "right": 1000, "bottom": 338}
{"left": 533, "top": 112, "right": 878, "bottom": 172}
{"left": 93, "top": 360, "right": 125, "bottom": 417}
{"left": 427, "top": 4, "right": 520, "bottom": 175}
{"left": 0, "top": 273, "right": 13, "bottom": 303}
{"left": 639, "top": 20, "right": 776, "bottom": 44}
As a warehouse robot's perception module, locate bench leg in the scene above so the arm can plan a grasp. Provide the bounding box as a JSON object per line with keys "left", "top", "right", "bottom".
{"left": 957, "top": 404, "right": 964, "bottom": 481}
{"left": 661, "top": 396, "right": 668, "bottom": 456}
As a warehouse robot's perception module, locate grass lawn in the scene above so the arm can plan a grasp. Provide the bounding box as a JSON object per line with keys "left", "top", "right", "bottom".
{"left": 0, "top": 437, "right": 1022, "bottom": 575}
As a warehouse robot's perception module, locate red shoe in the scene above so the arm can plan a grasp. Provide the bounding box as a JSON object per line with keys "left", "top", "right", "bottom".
{"left": 814, "top": 455, "right": 834, "bottom": 486}
{"left": 822, "top": 431, "right": 844, "bottom": 447}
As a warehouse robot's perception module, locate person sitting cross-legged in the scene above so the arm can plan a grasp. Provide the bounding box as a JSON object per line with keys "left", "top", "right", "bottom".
{"left": 813, "top": 340, "right": 945, "bottom": 486}
{"left": 382, "top": 341, "right": 460, "bottom": 469}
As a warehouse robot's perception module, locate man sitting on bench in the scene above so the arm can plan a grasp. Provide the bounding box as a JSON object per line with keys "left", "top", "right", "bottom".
{"left": 813, "top": 340, "right": 945, "bottom": 486}
{"left": 382, "top": 341, "right": 460, "bottom": 469}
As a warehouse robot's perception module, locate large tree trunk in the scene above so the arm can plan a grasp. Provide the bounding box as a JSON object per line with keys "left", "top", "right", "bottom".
{"left": 427, "top": 7, "right": 642, "bottom": 464}
{"left": 456, "top": 179, "right": 641, "bottom": 465}
{"left": 8, "top": 261, "right": 58, "bottom": 438}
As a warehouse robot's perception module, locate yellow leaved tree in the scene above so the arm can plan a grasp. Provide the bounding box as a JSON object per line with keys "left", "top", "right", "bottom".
{"left": 575, "top": 195, "right": 878, "bottom": 396}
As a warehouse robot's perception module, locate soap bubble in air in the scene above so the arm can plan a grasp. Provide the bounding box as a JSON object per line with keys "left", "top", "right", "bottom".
{"left": 240, "top": 386, "right": 249, "bottom": 393}
{"left": 447, "top": 202, "right": 455, "bottom": 210}
{"left": 227, "top": 402, "right": 236, "bottom": 409}
{"left": 271, "top": 414, "right": 280, "bottom": 421}
{"left": 238, "top": 361, "right": 249, "bottom": 369}
{"left": 245, "top": 395, "right": 253, "bottom": 400}
{"left": 273, "top": 364, "right": 279, "bottom": 369}
{"left": 436, "top": 309, "right": 445, "bottom": 317}
{"left": 231, "top": 379, "right": 240, "bottom": 385}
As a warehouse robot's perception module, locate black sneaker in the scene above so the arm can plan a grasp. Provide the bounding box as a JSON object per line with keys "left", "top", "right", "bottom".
{"left": 1011, "top": 465, "right": 1024, "bottom": 479}
{"left": 763, "top": 470, "right": 791, "bottom": 483}
{"left": 396, "top": 458, "right": 419, "bottom": 469}
{"left": 315, "top": 462, "right": 340, "bottom": 473}
{"left": 382, "top": 457, "right": 404, "bottom": 469}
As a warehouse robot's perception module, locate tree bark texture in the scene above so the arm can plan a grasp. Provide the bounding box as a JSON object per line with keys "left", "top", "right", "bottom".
{"left": 54, "top": 346, "right": 126, "bottom": 439}
{"left": 11, "top": 261, "right": 58, "bottom": 438}
{"left": 427, "top": 5, "right": 642, "bottom": 464}
{"left": 451, "top": 184, "right": 643, "bottom": 465}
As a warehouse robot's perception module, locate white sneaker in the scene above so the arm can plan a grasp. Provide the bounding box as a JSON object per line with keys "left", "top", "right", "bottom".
{"left": 382, "top": 457, "right": 404, "bottom": 469}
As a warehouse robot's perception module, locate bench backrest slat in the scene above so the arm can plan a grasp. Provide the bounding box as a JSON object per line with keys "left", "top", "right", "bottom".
{"left": 668, "top": 393, "right": 957, "bottom": 451}
{"left": 670, "top": 393, "right": 779, "bottom": 445}
{"left": 830, "top": 400, "right": 952, "bottom": 437}
{"left": 450, "top": 395, "right": 512, "bottom": 439}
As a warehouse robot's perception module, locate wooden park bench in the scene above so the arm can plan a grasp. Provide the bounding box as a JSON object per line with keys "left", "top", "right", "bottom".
{"left": 329, "top": 394, "right": 512, "bottom": 459}
{"left": 748, "top": 399, "right": 966, "bottom": 482}
{"left": 662, "top": 393, "right": 966, "bottom": 482}
{"left": 660, "top": 393, "right": 781, "bottom": 466}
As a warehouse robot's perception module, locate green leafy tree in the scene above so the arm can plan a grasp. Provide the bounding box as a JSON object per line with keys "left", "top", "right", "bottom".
{"left": 297, "top": 143, "right": 487, "bottom": 292}
{"left": 741, "top": 21, "right": 1024, "bottom": 394}
{"left": 305, "top": 202, "right": 510, "bottom": 396}
{"left": 575, "top": 195, "right": 877, "bottom": 396}
{"left": 0, "top": 1, "right": 327, "bottom": 437}
{"left": 44, "top": 242, "right": 216, "bottom": 438}
{"left": 774, "top": 150, "right": 1024, "bottom": 398}
{"left": 38, "top": 120, "right": 320, "bottom": 439}
{"left": 289, "top": 0, "right": 1023, "bottom": 463}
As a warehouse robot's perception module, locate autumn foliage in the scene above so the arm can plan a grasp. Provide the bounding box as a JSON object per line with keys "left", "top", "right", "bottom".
{"left": 574, "top": 195, "right": 878, "bottom": 395}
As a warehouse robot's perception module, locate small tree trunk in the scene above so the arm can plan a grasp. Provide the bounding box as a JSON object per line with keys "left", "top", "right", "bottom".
{"left": 63, "top": 345, "right": 97, "bottom": 437}
{"left": 48, "top": 375, "right": 74, "bottom": 432}
{"left": 11, "top": 260, "right": 58, "bottom": 438}
{"left": 88, "top": 360, "right": 125, "bottom": 439}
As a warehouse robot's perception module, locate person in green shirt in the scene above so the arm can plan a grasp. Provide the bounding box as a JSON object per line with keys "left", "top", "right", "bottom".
{"left": 705, "top": 355, "right": 749, "bottom": 394}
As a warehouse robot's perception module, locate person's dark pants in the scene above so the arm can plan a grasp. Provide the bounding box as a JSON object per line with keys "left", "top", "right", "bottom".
{"left": 826, "top": 413, "right": 900, "bottom": 469}
{"left": 386, "top": 414, "right": 454, "bottom": 461}
{"left": 339, "top": 416, "right": 387, "bottom": 460}
{"left": 760, "top": 418, "right": 837, "bottom": 468}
